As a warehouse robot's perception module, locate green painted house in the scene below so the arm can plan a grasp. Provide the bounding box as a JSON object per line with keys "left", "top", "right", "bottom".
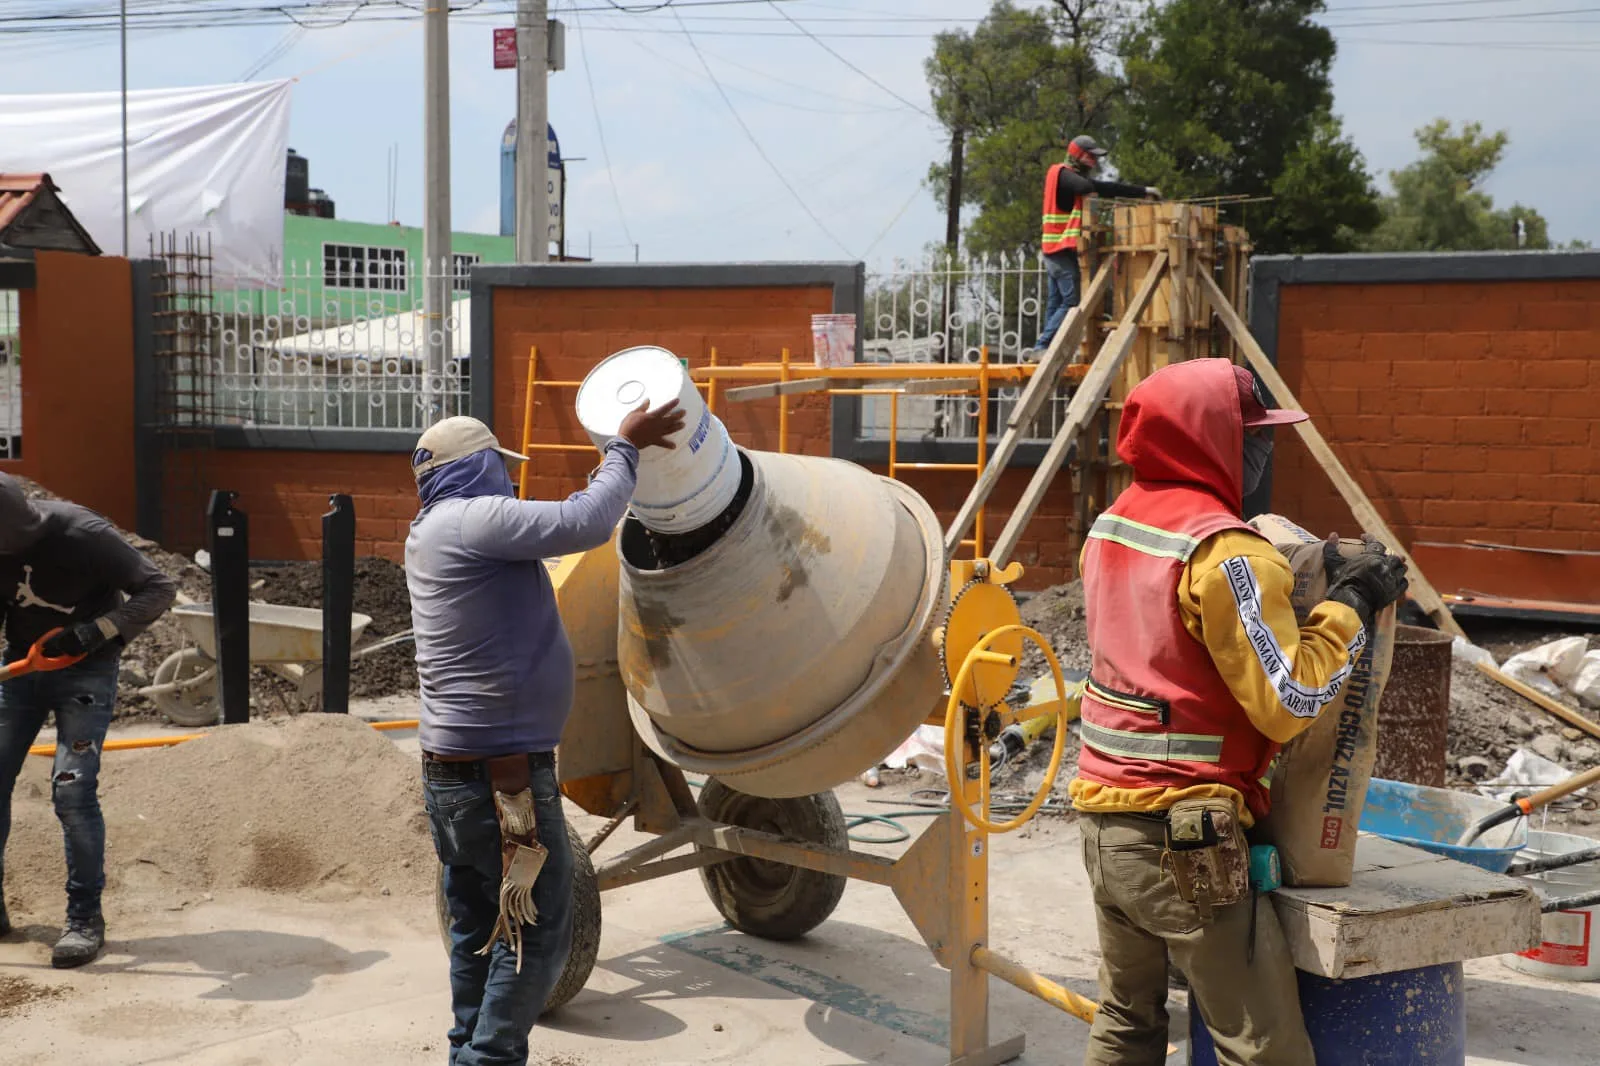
{"left": 217, "top": 214, "right": 515, "bottom": 322}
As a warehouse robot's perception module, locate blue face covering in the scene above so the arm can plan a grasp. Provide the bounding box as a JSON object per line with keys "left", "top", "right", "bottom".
{"left": 1242, "top": 432, "right": 1273, "bottom": 496}
{"left": 417, "top": 449, "right": 516, "bottom": 509}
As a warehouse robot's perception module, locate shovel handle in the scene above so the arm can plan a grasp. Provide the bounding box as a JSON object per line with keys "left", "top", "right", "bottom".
{"left": 0, "top": 628, "right": 84, "bottom": 683}
{"left": 1516, "top": 763, "right": 1600, "bottom": 816}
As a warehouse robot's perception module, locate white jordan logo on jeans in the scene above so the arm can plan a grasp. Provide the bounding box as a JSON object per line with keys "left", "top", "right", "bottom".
{"left": 15, "top": 565, "right": 73, "bottom": 615}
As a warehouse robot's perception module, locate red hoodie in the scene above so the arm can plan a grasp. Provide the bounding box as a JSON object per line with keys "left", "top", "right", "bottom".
{"left": 1069, "top": 359, "right": 1364, "bottom": 824}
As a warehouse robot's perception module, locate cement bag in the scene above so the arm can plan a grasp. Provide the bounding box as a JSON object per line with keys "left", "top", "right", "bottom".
{"left": 1571, "top": 650, "right": 1600, "bottom": 709}
{"left": 1501, "top": 637, "right": 1589, "bottom": 700}
{"left": 1248, "top": 513, "right": 1397, "bottom": 888}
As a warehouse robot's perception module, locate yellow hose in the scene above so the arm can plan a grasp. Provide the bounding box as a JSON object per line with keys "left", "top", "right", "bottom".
{"left": 943, "top": 624, "right": 1070, "bottom": 834}
{"left": 28, "top": 718, "right": 420, "bottom": 758}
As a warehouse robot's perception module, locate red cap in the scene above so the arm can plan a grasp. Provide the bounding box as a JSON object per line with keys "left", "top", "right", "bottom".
{"left": 1235, "top": 366, "right": 1308, "bottom": 428}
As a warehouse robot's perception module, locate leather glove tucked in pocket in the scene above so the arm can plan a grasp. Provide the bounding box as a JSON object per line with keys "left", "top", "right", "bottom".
{"left": 1162, "top": 797, "right": 1250, "bottom": 917}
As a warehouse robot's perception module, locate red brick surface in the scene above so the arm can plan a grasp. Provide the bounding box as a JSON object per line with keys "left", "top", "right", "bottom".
{"left": 1269, "top": 279, "right": 1600, "bottom": 552}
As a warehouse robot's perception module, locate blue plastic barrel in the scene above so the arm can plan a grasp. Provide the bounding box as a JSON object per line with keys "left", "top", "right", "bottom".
{"left": 1188, "top": 962, "right": 1465, "bottom": 1065}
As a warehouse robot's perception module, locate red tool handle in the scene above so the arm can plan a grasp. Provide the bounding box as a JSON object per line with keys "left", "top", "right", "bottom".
{"left": 0, "top": 628, "right": 86, "bottom": 683}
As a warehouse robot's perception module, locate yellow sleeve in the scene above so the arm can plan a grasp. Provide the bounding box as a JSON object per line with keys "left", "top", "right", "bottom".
{"left": 1177, "top": 529, "right": 1365, "bottom": 744}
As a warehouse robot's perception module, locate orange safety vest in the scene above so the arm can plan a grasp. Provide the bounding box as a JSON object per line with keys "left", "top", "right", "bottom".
{"left": 1041, "top": 162, "right": 1084, "bottom": 254}
{"left": 1077, "top": 497, "right": 1282, "bottom": 821}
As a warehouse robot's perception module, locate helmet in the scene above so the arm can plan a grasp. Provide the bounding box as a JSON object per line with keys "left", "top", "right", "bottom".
{"left": 1067, "top": 134, "right": 1108, "bottom": 172}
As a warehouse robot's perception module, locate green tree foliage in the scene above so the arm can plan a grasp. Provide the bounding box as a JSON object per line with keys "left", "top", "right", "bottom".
{"left": 1361, "top": 120, "right": 1580, "bottom": 251}
{"left": 1114, "top": 0, "right": 1379, "bottom": 253}
{"left": 926, "top": 0, "right": 1124, "bottom": 258}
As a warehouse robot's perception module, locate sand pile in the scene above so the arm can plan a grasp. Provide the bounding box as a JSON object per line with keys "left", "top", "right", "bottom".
{"left": 6, "top": 715, "right": 431, "bottom": 921}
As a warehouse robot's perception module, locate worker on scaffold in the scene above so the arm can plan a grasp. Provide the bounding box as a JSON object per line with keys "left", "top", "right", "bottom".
{"left": 1070, "top": 359, "right": 1409, "bottom": 1065}
{"left": 1032, "top": 134, "right": 1160, "bottom": 354}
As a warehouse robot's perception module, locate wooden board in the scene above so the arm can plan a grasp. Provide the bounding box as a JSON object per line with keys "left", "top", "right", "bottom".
{"left": 1272, "top": 835, "right": 1541, "bottom": 980}
{"left": 1198, "top": 272, "right": 1467, "bottom": 640}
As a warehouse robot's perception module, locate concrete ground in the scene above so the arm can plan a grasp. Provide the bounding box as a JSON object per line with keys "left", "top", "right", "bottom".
{"left": 4, "top": 715, "right": 1599, "bottom": 1065}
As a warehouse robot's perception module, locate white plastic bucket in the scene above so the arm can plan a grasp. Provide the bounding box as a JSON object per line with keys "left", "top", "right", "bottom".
{"left": 811, "top": 314, "right": 856, "bottom": 368}
{"left": 576, "top": 345, "right": 740, "bottom": 534}
{"left": 1505, "top": 829, "right": 1600, "bottom": 982}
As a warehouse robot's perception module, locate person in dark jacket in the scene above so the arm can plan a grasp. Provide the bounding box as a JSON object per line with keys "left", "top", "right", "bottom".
{"left": 0, "top": 473, "right": 177, "bottom": 967}
{"left": 1034, "top": 134, "right": 1161, "bottom": 352}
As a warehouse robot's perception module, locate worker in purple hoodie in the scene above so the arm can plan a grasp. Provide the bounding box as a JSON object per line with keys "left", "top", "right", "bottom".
{"left": 406, "top": 402, "right": 682, "bottom": 1066}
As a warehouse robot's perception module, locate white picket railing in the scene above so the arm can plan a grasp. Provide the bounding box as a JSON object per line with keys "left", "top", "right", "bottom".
{"left": 0, "top": 289, "right": 20, "bottom": 459}
{"left": 861, "top": 253, "right": 1068, "bottom": 444}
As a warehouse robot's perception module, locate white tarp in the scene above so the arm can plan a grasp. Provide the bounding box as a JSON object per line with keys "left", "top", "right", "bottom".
{"left": 0, "top": 80, "right": 292, "bottom": 277}
{"left": 272, "top": 297, "right": 471, "bottom": 362}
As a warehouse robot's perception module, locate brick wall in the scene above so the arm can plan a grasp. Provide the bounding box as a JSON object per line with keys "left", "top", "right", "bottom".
{"left": 0, "top": 252, "right": 138, "bottom": 528}
{"left": 1268, "top": 276, "right": 1600, "bottom": 552}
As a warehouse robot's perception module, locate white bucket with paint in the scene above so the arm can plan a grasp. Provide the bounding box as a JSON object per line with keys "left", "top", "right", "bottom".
{"left": 576, "top": 345, "right": 740, "bottom": 534}
{"left": 811, "top": 313, "right": 856, "bottom": 368}
{"left": 1505, "top": 829, "right": 1600, "bottom": 982}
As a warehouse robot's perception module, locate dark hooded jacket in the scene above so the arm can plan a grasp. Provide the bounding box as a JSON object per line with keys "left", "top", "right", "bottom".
{"left": 0, "top": 474, "right": 177, "bottom": 655}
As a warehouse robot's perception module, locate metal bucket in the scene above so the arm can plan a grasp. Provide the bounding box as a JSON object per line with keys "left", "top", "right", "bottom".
{"left": 617, "top": 448, "right": 946, "bottom": 799}
{"left": 1374, "top": 624, "right": 1453, "bottom": 786}
{"left": 576, "top": 345, "right": 740, "bottom": 535}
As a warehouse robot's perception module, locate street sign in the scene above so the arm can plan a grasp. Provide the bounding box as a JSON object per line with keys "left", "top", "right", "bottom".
{"left": 546, "top": 123, "right": 564, "bottom": 248}
{"left": 493, "top": 27, "right": 516, "bottom": 70}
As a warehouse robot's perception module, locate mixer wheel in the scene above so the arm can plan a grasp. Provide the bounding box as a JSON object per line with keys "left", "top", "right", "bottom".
{"left": 696, "top": 780, "right": 848, "bottom": 941}
{"left": 434, "top": 820, "right": 601, "bottom": 1016}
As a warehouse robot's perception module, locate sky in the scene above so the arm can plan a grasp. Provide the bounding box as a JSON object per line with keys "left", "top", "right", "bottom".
{"left": 0, "top": 0, "right": 1595, "bottom": 269}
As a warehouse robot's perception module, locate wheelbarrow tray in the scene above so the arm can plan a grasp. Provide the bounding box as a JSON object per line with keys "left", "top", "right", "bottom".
{"left": 1359, "top": 777, "right": 1528, "bottom": 873}
{"left": 170, "top": 603, "right": 373, "bottom": 665}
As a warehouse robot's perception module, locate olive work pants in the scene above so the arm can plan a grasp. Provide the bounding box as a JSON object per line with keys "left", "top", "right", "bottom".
{"left": 1080, "top": 812, "right": 1314, "bottom": 1066}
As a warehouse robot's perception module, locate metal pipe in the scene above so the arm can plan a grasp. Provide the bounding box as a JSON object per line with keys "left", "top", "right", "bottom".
{"left": 778, "top": 346, "right": 790, "bottom": 453}
{"left": 970, "top": 946, "right": 1098, "bottom": 1024}
{"left": 120, "top": 0, "right": 129, "bottom": 257}
{"left": 28, "top": 718, "right": 420, "bottom": 758}
{"left": 519, "top": 346, "right": 538, "bottom": 499}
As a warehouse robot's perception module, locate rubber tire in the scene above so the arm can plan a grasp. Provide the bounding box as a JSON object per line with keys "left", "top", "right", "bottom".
{"left": 151, "top": 648, "right": 220, "bottom": 728}
{"left": 695, "top": 779, "right": 848, "bottom": 941}
{"left": 433, "top": 821, "right": 601, "bottom": 1017}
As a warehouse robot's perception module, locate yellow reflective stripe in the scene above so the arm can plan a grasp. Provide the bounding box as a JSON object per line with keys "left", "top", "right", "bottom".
{"left": 1080, "top": 722, "right": 1224, "bottom": 764}
{"left": 1087, "top": 514, "right": 1200, "bottom": 562}
{"left": 1085, "top": 679, "right": 1164, "bottom": 716}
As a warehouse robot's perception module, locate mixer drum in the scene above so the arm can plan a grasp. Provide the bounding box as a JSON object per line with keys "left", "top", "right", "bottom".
{"left": 617, "top": 449, "right": 946, "bottom": 799}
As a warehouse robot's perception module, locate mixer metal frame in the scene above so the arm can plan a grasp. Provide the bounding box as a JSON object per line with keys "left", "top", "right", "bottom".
{"left": 549, "top": 555, "right": 1094, "bottom": 1066}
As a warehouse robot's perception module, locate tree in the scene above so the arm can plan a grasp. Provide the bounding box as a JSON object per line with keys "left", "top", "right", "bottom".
{"left": 1361, "top": 120, "right": 1575, "bottom": 251}
{"left": 1114, "top": 0, "right": 1379, "bottom": 253}
{"left": 925, "top": 0, "right": 1125, "bottom": 258}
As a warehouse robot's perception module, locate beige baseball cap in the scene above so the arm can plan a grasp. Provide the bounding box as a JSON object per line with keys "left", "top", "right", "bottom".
{"left": 411, "top": 416, "right": 529, "bottom": 480}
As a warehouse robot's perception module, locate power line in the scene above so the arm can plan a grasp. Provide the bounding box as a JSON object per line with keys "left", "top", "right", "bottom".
{"left": 764, "top": 0, "right": 934, "bottom": 118}
{"left": 623, "top": 33, "right": 907, "bottom": 114}
{"left": 572, "top": 7, "right": 636, "bottom": 251}
{"left": 668, "top": 4, "right": 853, "bottom": 256}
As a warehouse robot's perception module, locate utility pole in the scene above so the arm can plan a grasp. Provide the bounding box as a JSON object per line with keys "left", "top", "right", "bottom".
{"left": 515, "top": 0, "right": 549, "bottom": 263}
{"left": 120, "top": 0, "right": 129, "bottom": 257}
{"left": 944, "top": 126, "right": 964, "bottom": 256}
{"left": 422, "top": 0, "right": 452, "bottom": 424}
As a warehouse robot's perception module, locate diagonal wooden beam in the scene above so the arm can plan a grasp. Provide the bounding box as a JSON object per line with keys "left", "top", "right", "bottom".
{"left": 943, "top": 257, "right": 1117, "bottom": 557}
{"left": 989, "top": 253, "right": 1169, "bottom": 569}
{"left": 724, "top": 378, "right": 831, "bottom": 403}
{"left": 1197, "top": 271, "right": 1466, "bottom": 639}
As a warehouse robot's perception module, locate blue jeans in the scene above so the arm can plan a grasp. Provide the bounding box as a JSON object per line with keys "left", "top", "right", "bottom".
{"left": 0, "top": 651, "right": 120, "bottom": 922}
{"left": 426, "top": 752, "right": 574, "bottom": 1066}
{"left": 1035, "top": 249, "right": 1081, "bottom": 350}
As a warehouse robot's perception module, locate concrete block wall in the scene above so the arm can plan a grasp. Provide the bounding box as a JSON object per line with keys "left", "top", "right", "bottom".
{"left": 1257, "top": 254, "right": 1600, "bottom": 552}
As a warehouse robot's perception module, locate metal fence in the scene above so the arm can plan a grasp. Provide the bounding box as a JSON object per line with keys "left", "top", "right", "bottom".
{"left": 861, "top": 253, "right": 1069, "bottom": 445}
{"left": 208, "top": 259, "right": 472, "bottom": 432}
{"left": 0, "top": 289, "right": 19, "bottom": 459}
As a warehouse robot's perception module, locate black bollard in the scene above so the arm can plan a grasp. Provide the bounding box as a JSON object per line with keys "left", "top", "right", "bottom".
{"left": 207, "top": 490, "right": 250, "bottom": 725}
{"left": 321, "top": 494, "right": 356, "bottom": 714}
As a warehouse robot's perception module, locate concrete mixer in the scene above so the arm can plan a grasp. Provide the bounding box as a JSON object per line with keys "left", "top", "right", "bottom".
{"left": 436, "top": 346, "right": 1088, "bottom": 1066}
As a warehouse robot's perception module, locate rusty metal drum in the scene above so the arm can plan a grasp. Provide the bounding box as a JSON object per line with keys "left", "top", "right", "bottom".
{"left": 1374, "top": 623, "right": 1454, "bottom": 787}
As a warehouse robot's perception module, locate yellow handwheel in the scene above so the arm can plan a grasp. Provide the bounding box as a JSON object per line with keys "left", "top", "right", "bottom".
{"left": 943, "top": 624, "right": 1071, "bottom": 835}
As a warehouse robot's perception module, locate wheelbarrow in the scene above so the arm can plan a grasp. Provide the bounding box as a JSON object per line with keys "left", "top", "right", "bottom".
{"left": 140, "top": 603, "right": 414, "bottom": 727}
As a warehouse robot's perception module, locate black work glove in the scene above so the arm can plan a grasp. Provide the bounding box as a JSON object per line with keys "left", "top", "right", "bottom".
{"left": 1321, "top": 532, "right": 1389, "bottom": 585}
{"left": 41, "top": 621, "right": 112, "bottom": 660}
{"left": 1326, "top": 552, "right": 1409, "bottom": 629}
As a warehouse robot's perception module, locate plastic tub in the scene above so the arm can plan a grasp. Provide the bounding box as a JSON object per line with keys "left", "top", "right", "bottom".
{"left": 811, "top": 313, "right": 856, "bottom": 368}
{"left": 1505, "top": 829, "right": 1600, "bottom": 982}
{"left": 576, "top": 345, "right": 740, "bottom": 534}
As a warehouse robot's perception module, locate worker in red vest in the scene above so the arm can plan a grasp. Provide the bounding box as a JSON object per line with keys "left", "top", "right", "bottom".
{"left": 1072, "top": 359, "right": 1409, "bottom": 1065}
{"left": 1033, "top": 135, "right": 1160, "bottom": 354}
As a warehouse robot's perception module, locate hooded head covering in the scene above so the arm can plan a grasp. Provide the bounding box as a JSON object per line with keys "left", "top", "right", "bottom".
{"left": 0, "top": 473, "right": 46, "bottom": 554}
{"left": 1115, "top": 358, "right": 1305, "bottom": 512}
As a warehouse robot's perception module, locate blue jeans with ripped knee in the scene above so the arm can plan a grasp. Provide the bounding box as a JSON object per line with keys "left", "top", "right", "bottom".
{"left": 0, "top": 650, "right": 119, "bottom": 922}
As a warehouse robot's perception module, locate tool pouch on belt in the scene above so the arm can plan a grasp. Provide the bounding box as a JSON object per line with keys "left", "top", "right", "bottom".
{"left": 475, "top": 754, "right": 549, "bottom": 974}
{"left": 1162, "top": 797, "right": 1249, "bottom": 920}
